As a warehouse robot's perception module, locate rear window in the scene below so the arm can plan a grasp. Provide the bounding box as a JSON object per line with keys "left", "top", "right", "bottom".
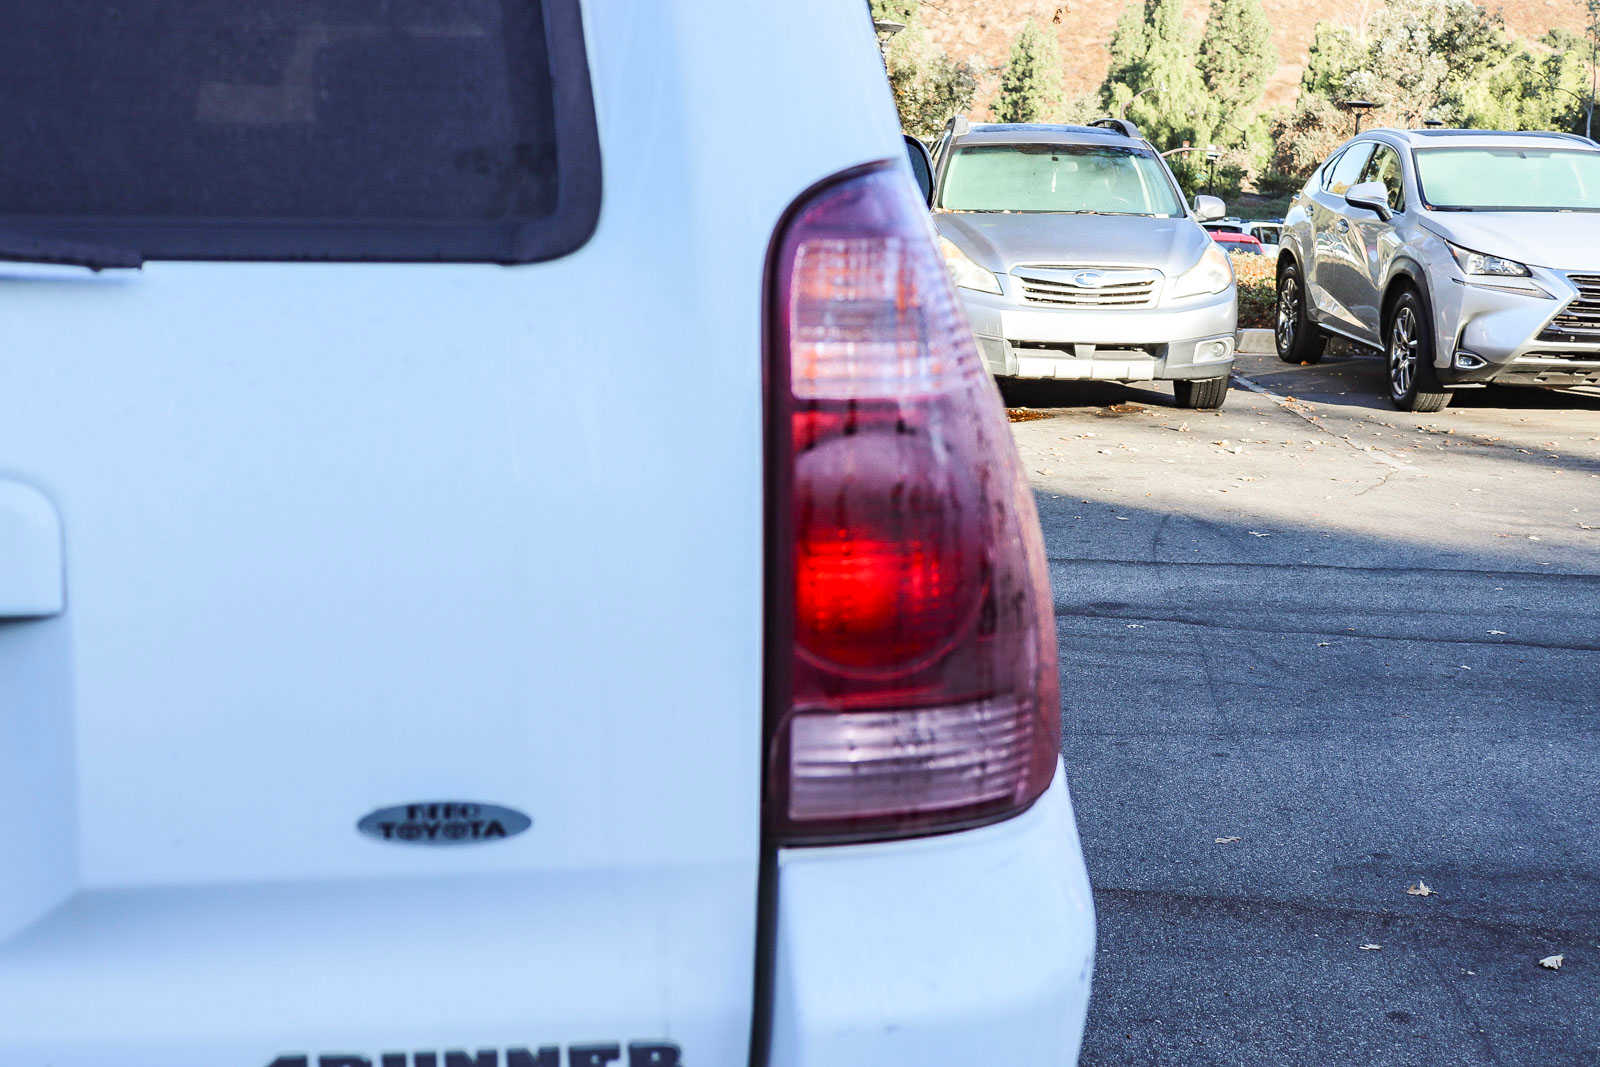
{"left": 0, "top": 1, "right": 600, "bottom": 262}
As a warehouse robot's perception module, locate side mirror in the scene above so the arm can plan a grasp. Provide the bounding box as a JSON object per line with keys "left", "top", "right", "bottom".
{"left": 1193, "top": 195, "right": 1226, "bottom": 222}
{"left": 904, "top": 134, "right": 934, "bottom": 208}
{"left": 1345, "top": 181, "right": 1393, "bottom": 220}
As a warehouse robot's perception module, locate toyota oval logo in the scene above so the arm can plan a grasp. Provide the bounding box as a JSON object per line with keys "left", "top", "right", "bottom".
{"left": 1073, "top": 270, "right": 1106, "bottom": 289}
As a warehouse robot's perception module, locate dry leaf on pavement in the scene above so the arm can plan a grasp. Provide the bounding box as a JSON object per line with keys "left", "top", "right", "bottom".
{"left": 1406, "top": 881, "right": 1436, "bottom": 897}
{"left": 1214, "top": 836, "right": 1241, "bottom": 844}
{"left": 1539, "top": 954, "right": 1564, "bottom": 970}
{"left": 1360, "top": 944, "right": 1382, "bottom": 951}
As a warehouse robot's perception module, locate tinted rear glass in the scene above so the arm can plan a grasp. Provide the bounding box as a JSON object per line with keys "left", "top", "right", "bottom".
{"left": 0, "top": 1, "right": 600, "bottom": 262}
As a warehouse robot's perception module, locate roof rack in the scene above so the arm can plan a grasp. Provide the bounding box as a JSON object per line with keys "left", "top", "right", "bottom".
{"left": 1089, "top": 117, "right": 1143, "bottom": 141}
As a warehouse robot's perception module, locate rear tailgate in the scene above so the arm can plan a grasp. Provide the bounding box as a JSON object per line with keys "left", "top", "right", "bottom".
{"left": 0, "top": 1, "right": 896, "bottom": 1063}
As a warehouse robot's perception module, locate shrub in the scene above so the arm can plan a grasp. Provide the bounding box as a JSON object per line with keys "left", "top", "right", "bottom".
{"left": 1231, "top": 253, "right": 1276, "bottom": 330}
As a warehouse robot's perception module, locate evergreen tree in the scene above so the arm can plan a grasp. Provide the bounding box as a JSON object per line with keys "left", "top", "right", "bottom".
{"left": 876, "top": 0, "right": 979, "bottom": 141}
{"left": 993, "top": 19, "right": 1063, "bottom": 123}
{"left": 1300, "top": 23, "right": 1361, "bottom": 99}
{"left": 1099, "top": 0, "right": 1217, "bottom": 152}
{"left": 1199, "top": 0, "right": 1278, "bottom": 116}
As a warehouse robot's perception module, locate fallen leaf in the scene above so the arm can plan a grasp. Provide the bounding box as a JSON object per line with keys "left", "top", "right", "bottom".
{"left": 1539, "top": 954, "right": 1564, "bottom": 970}
{"left": 1407, "top": 881, "right": 1436, "bottom": 897}
{"left": 1317, "top": 642, "right": 1332, "bottom": 648}
{"left": 1214, "top": 836, "right": 1241, "bottom": 844}
{"left": 1488, "top": 630, "right": 1507, "bottom": 636}
{"left": 1360, "top": 944, "right": 1382, "bottom": 951}
{"left": 1125, "top": 623, "right": 1144, "bottom": 630}
{"left": 1248, "top": 531, "right": 1271, "bottom": 538}
{"left": 1114, "top": 515, "right": 1130, "bottom": 521}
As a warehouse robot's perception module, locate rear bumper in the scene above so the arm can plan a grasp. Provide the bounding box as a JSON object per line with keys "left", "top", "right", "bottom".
{"left": 767, "top": 764, "right": 1095, "bottom": 1066}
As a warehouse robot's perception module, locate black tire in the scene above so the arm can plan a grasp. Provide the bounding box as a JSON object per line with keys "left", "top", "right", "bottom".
{"left": 1174, "top": 376, "right": 1230, "bottom": 410}
{"left": 1385, "top": 288, "right": 1451, "bottom": 413}
{"left": 1276, "top": 260, "right": 1327, "bottom": 365}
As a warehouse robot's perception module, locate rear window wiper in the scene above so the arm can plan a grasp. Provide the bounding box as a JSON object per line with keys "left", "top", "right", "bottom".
{"left": 0, "top": 232, "right": 142, "bottom": 271}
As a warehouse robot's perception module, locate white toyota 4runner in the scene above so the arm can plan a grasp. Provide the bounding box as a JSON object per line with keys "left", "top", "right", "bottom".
{"left": 0, "top": 2, "right": 1095, "bottom": 1064}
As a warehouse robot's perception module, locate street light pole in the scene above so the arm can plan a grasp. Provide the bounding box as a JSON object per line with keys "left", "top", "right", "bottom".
{"left": 1342, "top": 99, "right": 1379, "bottom": 135}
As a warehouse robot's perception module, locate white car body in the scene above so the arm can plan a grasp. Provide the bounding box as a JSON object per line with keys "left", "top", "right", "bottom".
{"left": 0, "top": 3, "right": 1094, "bottom": 1065}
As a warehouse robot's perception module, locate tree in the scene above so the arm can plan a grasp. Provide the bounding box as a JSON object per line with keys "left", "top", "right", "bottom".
{"left": 876, "top": 1, "right": 979, "bottom": 141}
{"left": 1100, "top": 0, "right": 1218, "bottom": 152}
{"left": 993, "top": 18, "right": 1062, "bottom": 123}
{"left": 1199, "top": 0, "right": 1278, "bottom": 116}
{"left": 1300, "top": 23, "right": 1361, "bottom": 99}
{"left": 1583, "top": 0, "right": 1600, "bottom": 138}
{"left": 1262, "top": 94, "right": 1348, "bottom": 191}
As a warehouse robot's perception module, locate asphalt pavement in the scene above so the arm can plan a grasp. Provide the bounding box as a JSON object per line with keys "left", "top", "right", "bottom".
{"left": 1007, "top": 345, "right": 1600, "bottom": 1065}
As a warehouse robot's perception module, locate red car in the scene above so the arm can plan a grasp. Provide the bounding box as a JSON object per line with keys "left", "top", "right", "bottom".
{"left": 1209, "top": 230, "right": 1266, "bottom": 255}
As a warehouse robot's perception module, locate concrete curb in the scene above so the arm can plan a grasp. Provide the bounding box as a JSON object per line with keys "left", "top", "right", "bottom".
{"left": 1236, "top": 328, "right": 1275, "bottom": 356}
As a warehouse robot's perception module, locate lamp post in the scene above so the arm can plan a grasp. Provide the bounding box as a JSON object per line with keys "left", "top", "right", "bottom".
{"left": 1342, "top": 99, "right": 1380, "bottom": 135}
{"left": 1206, "top": 145, "right": 1221, "bottom": 198}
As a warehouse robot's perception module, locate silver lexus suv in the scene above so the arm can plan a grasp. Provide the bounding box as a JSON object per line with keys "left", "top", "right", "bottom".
{"left": 924, "top": 119, "right": 1238, "bottom": 409}
{"left": 1278, "top": 128, "right": 1600, "bottom": 412}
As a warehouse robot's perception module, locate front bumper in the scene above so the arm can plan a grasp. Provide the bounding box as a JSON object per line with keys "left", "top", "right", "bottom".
{"left": 768, "top": 764, "right": 1095, "bottom": 1066}
{"left": 1434, "top": 274, "right": 1600, "bottom": 389}
{"left": 957, "top": 285, "right": 1237, "bottom": 382}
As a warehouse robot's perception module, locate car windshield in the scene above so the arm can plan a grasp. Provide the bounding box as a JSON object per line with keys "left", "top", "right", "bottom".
{"left": 1415, "top": 147, "right": 1600, "bottom": 211}
{"left": 939, "top": 144, "right": 1185, "bottom": 216}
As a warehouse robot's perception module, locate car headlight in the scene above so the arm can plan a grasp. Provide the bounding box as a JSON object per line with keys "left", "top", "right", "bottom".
{"left": 1171, "top": 242, "right": 1234, "bottom": 299}
{"left": 1447, "top": 242, "right": 1531, "bottom": 278}
{"left": 938, "top": 237, "right": 1003, "bottom": 295}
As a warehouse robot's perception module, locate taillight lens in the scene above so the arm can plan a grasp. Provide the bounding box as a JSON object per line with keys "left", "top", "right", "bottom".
{"left": 765, "top": 163, "right": 1060, "bottom": 845}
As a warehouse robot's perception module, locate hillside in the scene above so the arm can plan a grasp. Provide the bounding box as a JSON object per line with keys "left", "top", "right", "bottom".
{"left": 913, "top": 0, "right": 1586, "bottom": 117}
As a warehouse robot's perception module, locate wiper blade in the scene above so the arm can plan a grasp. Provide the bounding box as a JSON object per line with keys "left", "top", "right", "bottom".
{"left": 0, "top": 233, "right": 143, "bottom": 270}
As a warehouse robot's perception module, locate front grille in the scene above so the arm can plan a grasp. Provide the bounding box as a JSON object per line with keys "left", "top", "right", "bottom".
{"left": 1013, "top": 266, "right": 1160, "bottom": 309}
{"left": 1538, "top": 273, "right": 1600, "bottom": 340}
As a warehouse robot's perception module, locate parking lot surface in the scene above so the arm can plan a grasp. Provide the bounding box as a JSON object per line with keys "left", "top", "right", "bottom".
{"left": 1008, "top": 346, "right": 1600, "bottom": 1064}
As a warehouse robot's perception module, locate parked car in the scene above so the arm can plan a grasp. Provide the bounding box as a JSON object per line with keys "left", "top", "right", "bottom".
{"left": 1246, "top": 220, "right": 1284, "bottom": 256}
{"left": 1278, "top": 127, "right": 1600, "bottom": 411}
{"left": 0, "top": 2, "right": 1094, "bottom": 1065}
{"left": 1205, "top": 219, "right": 1281, "bottom": 257}
{"left": 1210, "top": 231, "right": 1266, "bottom": 256}
{"left": 926, "top": 117, "right": 1239, "bottom": 409}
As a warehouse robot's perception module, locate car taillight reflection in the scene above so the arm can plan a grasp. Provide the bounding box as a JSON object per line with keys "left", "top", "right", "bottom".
{"left": 766, "top": 163, "right": 1061, "bottom": 845}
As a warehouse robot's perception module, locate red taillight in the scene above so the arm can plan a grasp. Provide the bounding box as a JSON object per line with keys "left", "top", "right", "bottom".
{"left": 765, "top": 163, "right": 1060, "bottom": 845}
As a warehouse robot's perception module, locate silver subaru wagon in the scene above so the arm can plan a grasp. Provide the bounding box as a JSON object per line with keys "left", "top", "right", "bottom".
{"left": 919, "top": 119, "right": 1239, "bottom": 410}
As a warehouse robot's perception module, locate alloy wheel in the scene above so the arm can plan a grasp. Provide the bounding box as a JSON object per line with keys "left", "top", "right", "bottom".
{"left": 1389, "top": 304, "right": 1419, "bottom": 398}
{"left": 1277, "top": 275, "right": 1299, "bottom": 354}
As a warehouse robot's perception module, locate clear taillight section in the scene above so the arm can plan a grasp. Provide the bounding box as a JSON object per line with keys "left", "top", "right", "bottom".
{"left": 766, "top": 163, "right": 1060, "bottom": 845}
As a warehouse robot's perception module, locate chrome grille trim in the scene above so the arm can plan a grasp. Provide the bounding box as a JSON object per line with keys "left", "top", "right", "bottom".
{"left": 1539, "top": 273, "right": 1600, "bottom": 340}
{"left": 1012, "top": 266, "right": 1162, "bottom": 309}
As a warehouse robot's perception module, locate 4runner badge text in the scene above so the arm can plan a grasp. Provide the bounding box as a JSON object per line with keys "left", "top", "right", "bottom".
{"left": 268, "top": 1045, "right": 680, "bottom": 1067}
{"left": 356, "top": 802, "right": 532, "bottom": 846}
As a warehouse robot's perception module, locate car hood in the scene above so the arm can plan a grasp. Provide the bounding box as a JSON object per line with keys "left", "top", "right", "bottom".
{"left": 933, "top": 211, "right": 1211, "bottom": 275}
{"left": 1425, "top": 211, "right": 1600, "bottom": 272}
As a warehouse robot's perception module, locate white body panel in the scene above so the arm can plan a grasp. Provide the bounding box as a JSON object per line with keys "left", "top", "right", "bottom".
{"left": 771, "top": 767, "right": 1096, "bottom": 1066}
{"left": 0, "top": 1, "right": 902, "bottom": 1061}
{"left": 0, "top": 2, "right": 1096, "bottom": 1063}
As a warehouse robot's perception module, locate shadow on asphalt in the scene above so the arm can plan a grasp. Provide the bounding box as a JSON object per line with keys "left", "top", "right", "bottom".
{"left": 1239, "top": 347, "right": 1600, "bottom": 414}
{"left": 1043, "top": 490, "right": 1600, "bottom": 1065}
